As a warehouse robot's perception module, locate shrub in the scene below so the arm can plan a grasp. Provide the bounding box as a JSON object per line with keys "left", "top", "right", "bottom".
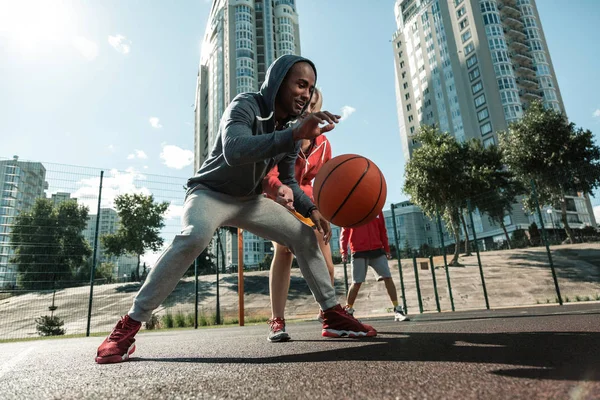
{"left": 35, "top": 315, "right": 66, "bottom": 336}
{"left": 145, "top": 313, "right": 160, "bottom": 330}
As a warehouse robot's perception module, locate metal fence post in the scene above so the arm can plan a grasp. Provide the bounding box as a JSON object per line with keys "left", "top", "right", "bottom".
{"left": 194, "top": 257, "right": 199, "bottom": 329}
{"left": 429, "top": 256, "right": 441, "bottom": 312}
{"left": 343, "top": 261, "right": 349, "bottom": 295}
{"left": 412, "top": 254, "right": 423, "bottom": 313}
{"left": 86, "top": 170, "right": 103, "bottom": 337}
{"left": 436, "top": 207, "right": 455, "bottom": 311}
{"left": 531, "top": 180, "right": 563, "bottom": 305}
{"left": 467, "top": 200, "right": 490, "bottom": 310}
{"left": 391, "top": 203, "right": 408, "bottom": 312}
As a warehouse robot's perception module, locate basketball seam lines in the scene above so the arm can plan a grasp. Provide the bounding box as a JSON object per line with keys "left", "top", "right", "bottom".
{"left": 330, "top": 160, "right": 370, "bottom": 223}
{"left": 315, "top": 155, "right": 363, "bottom": 209}
{"left": 348, "top": 162, "right": 384, "bottom": 227}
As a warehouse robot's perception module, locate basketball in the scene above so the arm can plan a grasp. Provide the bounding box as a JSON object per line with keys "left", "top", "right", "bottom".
{"left": 313, "top": 154, "right": 387, "bottom": 228}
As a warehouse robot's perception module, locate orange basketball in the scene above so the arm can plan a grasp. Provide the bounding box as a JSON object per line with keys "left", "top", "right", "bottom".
{"left": 313, "top": 154, "right": 387, "bottom": 228}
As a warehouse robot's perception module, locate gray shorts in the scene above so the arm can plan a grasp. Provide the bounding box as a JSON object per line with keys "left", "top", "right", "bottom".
{"left": 351, "top": 254, "right": 392, "bottom": 283}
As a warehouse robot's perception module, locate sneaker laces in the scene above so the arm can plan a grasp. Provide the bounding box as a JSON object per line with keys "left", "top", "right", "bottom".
{"left": 268, "top": 317, "right": 285, "bottom": 332}
{"left": 108, "top": 317, "right": 137, "bottom": 342}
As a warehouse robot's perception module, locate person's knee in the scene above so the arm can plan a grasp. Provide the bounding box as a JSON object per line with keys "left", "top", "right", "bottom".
{"left": 351, "top": 282, "right": 363, "bottom": 289}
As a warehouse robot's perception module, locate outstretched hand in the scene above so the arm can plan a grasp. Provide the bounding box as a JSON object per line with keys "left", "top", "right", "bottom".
{"left": 309, "top": 209, "right": 331, "bottom": 244}
{"left": 292, "top": 111, "right": 341, "bottom": 141}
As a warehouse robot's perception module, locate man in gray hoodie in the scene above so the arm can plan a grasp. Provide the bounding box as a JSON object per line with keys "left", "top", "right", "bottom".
{"left": 95, "top": 55, "right": 377, "bottom": 364}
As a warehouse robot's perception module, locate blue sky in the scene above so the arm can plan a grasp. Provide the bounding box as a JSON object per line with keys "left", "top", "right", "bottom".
{"left": 1, "top": 0, "right": 600, "bottom": 212}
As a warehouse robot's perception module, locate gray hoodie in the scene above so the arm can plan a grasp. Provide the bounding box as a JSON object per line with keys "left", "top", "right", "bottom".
{"left": 188, "top": 55, "right": 317, "bottom": 217}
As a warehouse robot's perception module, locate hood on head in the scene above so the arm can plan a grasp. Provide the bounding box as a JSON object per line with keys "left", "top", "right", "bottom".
{"left": 259, "top": 54, "right": 317, "bottom": 120}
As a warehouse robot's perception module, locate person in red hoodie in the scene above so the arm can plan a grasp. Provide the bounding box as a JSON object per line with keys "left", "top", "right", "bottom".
{"left": 262, "top": 88, "right": 336, "bottom": 342}
{"left": 340, "top": 211, "right": 409, "bottom": 322}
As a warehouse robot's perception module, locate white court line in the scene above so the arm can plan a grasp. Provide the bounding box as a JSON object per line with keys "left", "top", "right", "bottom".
{"left": 0, "top": 346, "right": 34, "bottom": 380}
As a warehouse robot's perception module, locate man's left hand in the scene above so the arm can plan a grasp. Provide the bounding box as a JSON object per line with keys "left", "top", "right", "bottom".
{"left": 386, "top": 253, "right": 392, "bottom": 260}
{"left": 309, "top": 209, "right": 331, "bottom": 244}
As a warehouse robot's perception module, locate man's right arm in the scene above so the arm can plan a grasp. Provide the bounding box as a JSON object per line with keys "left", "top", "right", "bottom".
{"left": 221, "top": 97, "right": 295, "bottom": 166}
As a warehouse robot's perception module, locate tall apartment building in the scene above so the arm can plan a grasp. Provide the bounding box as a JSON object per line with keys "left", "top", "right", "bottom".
{"left": 194, "top": 0, "right": 302, "bottom": 268}
{"left": 392, "top": 0, "right": 595, "bottom": 243}
{"left": 83, "top": 208, "right": 138, "bottom": 280}
{"left": 0, "top": 156, "right": 48, "bottom": 288}
{"left": 194, "top": 0, "right": 301, "bottom": 171}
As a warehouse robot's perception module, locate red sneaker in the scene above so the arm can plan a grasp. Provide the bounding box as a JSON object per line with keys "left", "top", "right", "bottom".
{"left": 95, "top": 315, "right": 141, "bottom": 364}
{"left": 321, "top": 305, "right": 377, "bottom": 338}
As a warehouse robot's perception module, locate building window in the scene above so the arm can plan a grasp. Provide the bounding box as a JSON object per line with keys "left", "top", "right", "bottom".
{"left": 407, "top": 104, "right": 412, "bottom": 111}
{"left": 480, "top": 122, "right": 492, "bottom": 135}
{"left": 477, "top": 108, "right": 489, "bottom": 121}
{"left": 466, "top": 54, "right": 477, "bottom": 68}
{"left": 405, "top": 93, "right": 410, "bottom": 100}
{"left": 474, "top": 93, "right": 486, "bottom": 108}
{"left": 410, "top": 126, "right": 415, "bottom": 134}
{"left": 454, "top": 0, "right": 464, "bottom": 6}
{"left": 408, "top": 115, "right": 414, "bottom": 122}
{"left": 483, "top": 136, "right": 495, "bottom": 148}
{"left": 403, "top": 82, "right": 408, "bottom": 89}
{"left": 459, "top": 18, "right": 469, "bottom": 30}
{"left": 469, "top": 67, "right": 480, "bottom": 81}
{"left": 461, "top": 29, "right": 472, "bottom": 43}
{"left": 400, "top": 61, "right": 405, "bottom": 68}
{"left": 472, "top": 81, "right": 483, "bottom": 94}
{"left": 456, "top": 6, "right": 466, "bottom": 18}
{"left": 464, "top": 42, "right": 475, "bottom": 56}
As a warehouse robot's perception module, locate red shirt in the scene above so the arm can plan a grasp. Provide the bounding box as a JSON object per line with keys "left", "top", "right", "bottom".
{"left": 340, "top": 212, "right": 391, "bottom": 256}
{"left": 263, "top": 135, "right": 331, "bottom": 202}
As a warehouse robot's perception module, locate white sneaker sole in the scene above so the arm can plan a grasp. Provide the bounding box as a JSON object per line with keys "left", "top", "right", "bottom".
{"left": 322, "top": 329, "right": 377, "bottom": 338}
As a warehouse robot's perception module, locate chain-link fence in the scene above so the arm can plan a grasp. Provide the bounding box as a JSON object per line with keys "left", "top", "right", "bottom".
{"left": 1, "top": 157, "right": 599, "bottom": 340}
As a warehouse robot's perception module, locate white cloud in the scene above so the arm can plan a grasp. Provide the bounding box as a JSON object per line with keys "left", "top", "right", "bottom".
{"left": 339, "top": 105, "right": 356, "bottom": 121}
{"left": 108, "top": 34, "right": 131, "bottom": 54}
{"left": 127, "top": 149, "right": 148, "bottom": 160}
{"left": 160, "top": 144, "right": 194, "bottom": 169}
{"left": 593, "top": 109, "right": 600, "bottom": 118}
{"left": 165, "top": 201, "right": 185, "bottom": 220}
{"left": 71, "top": 168, "right": 150, "bottom": 211}
{"left": 149, "top": 117, "right": 162, "bottom": 129}
{"left": 72, "top": 36, "right": 98, "bottom": 60}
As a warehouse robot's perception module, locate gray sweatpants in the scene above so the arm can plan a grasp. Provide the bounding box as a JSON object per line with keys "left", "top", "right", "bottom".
{"left": 128, "top": 184, "right": 337, "bottom": 322}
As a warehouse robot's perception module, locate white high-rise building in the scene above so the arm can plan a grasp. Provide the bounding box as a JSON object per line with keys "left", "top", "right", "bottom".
{"left": 392, "top": 0, "right": 595, "bottom": 246}
{"left": 83, "top": 208, "right": 138, "bottom": 280}
{"left": 0, "top": 156, "right": 48, "bottom": 288}
{"left": 194, "top": 0, "right": 302, "bottom": 268}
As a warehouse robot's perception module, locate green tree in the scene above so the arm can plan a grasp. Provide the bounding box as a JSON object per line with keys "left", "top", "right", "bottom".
{"left": 101, "top": 194, "right": 169, "bottom": 280}
{"left": 500, "top": 101, "right": 600, "bottom": 244}
{"left": 77, "top": 261, "right": 115, "bottom": 283}
{"left": 466, "top": 140, "right": 525, "bottom": 249}
{"left": 404, "top": 126, "right": 466, "bottom": 265}
{"left": 10, "top": 199, "right": 91, "bottom": 289}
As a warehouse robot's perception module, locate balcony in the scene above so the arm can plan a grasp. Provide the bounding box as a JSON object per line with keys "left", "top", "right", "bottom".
{"left": 516, "top": 76, "right": 539, "bottom": 89}
{"left": 498, "top": 0, "right": 518, "bottom": 7}
{"left": 503, "top": 27, "right": 527, "bottom": 41}
{"left": 499, "top": 4, "right": 521, "bottom": 19}
{"left": 508, "top": 38, "right": 529, "bottom": 53}
{"left": 511, "top": 52, "right": 533, "bottom": 66}
{"left": 502, "top": 16, "right": 524, "bottom": 29}
{"left": 514, "top": 64, "right": 536, "bottom": 77}
{"left": 519, "top": 88, "right": 542, "bottom": 101}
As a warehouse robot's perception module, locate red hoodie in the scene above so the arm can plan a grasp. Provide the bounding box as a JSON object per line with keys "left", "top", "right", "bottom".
{"left": 263, "top": 135, "right": 331, "bottom": 201}
{"left": 340, "top": 212, "right": 391, "bottom": 256}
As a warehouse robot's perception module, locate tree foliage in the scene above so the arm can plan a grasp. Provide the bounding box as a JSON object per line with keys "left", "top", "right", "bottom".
{"left": 101, "top": 193, "right": 169, "bottom": 279}
{"left": 10, "top": 199, "right": 91, "bottom": 289}
{"left": 500, "top": 101, "right": 600, "bottom": 243}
